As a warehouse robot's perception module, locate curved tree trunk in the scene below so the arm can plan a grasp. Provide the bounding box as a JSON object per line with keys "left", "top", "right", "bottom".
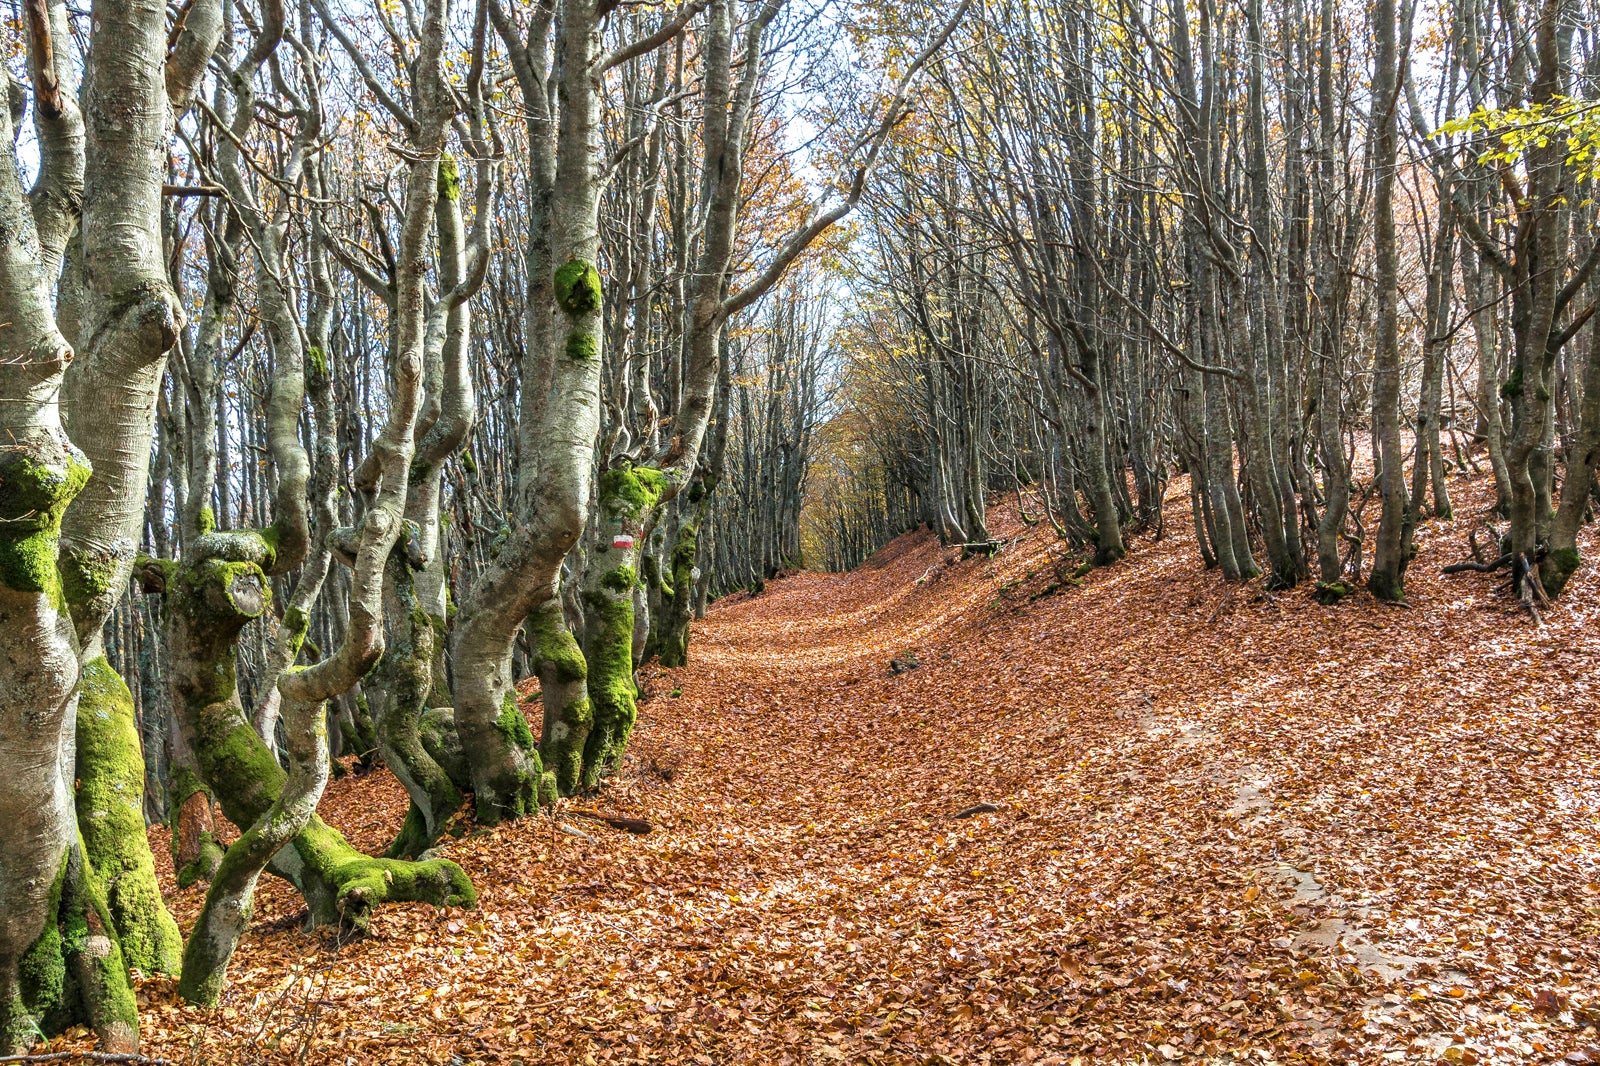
{"left": 457, "top": 0, "right": 611, "bottom": 820}
{"left": 0, "top": 438, "right": 137, "bottom": 1055}
{"left": 375, "top": 150, "right": 489, "bottom": 856}
{"left": 175, "top": 4, "right": 473, "bottom": 1002}
{"left": 377, "top": 540, "right": 465, "bottom": 859}
{"left": 2, "top": 0, "right": 218, "bottom": 1048}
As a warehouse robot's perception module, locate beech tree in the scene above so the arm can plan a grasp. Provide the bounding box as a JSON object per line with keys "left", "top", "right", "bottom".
{"left": 0, "top": 0, "right": 219, "bottom": 1047}
{"left": 8, "top": 0, "right": 1600, "bottom": 1054}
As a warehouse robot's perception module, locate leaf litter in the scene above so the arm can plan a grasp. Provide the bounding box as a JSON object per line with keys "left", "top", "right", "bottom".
{"left": 37, "top": 469, "right": 1600, "bottom": 1064}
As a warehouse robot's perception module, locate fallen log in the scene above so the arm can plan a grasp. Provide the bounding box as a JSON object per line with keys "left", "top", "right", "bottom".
{"left": 952, "top": 802, "right": 1000, "bottom": 819}
{"left": 567, "top": 810, "right": 654, "bottom": 834}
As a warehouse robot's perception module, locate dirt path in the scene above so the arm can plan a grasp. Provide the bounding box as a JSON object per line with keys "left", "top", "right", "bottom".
{"left": 123, "top": 478, "right": 1600, "bottom": 1065}
{"left": 599, "top": 482, "right": 1598, "bottom": 1065}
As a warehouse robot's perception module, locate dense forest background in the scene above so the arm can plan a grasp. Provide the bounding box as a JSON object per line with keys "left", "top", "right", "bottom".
{"left": 3, "top": 0, "right": 1600, "bottom": 1056}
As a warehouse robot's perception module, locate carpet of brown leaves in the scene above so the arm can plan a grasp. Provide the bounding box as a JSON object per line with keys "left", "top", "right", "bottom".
{"left": 42, "top": 470, "right": 1600, "bottom": 1064}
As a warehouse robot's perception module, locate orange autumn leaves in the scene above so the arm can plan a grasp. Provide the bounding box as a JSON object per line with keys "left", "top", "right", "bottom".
{"left": 32, "top": 465, "right": 1600, "bottom": 1065}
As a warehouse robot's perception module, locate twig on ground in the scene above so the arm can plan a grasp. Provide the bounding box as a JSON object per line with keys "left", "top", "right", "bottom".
{"left": 564, "top": 810, "right": 653, "bottom": 834}
{"left": 0, "top": 1049, "right": 171, "bottom": 1056}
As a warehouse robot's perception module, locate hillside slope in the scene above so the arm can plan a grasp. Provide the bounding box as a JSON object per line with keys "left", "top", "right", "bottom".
{"left": 84, "top": 472, "right": 1600, "bottom": 1063}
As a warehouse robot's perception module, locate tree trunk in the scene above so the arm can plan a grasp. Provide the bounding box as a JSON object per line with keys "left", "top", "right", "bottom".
{"left": 1367, "top": 0, "right": 1412, "bottom": 602}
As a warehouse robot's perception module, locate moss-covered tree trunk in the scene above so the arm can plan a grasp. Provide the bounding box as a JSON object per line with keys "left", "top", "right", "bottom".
{"left": 641, "top": 525, "right": 669, "bottom": 659}
{"left": 456, "top": 0, "right": 611, "bottom": 821}
{"left": 1477, "top": 0, "right": 1568, "bottom": 601}
{"left": 178, "top": 682, "right": 330, "bottom": 1007}
{"left": 152, "top": 534, "right": 474, "bottom": 933}
{"left": 655, "top": 502, "right": 703, "bottom": 669}
{"left": 1, "top": 0, "right": 219, "bottom": 1047}
{"left": 173, "top": 16, "right": 475, "bottom": 1002}
{"left": 74, "top": 656, "right": 183, "bottom": 976}
{"left": 0, "top": 440, "right": 137, "bottom": 1054}
{"left": 1542, "top": 316, "right": 1600, "bottom": 596}
{"left": 45, "top": 0, "right": 219, "bottom": 1026}
{"left": 527, "top": 593, "right": 593, "bottom": 796}
{"left": 165, "top": 735, "right": 223, "bottom": 889}
{"left": 452, "top": 254, "right": 606, "bottom": 816}
{"left": 375, "top": 148, "right": 493, "bottom": 856}
{"left": 376, "top": 539, "right": 464, "bottom": 859}
{"left": 574, "top": 464, "right": 666, "bottom": 787}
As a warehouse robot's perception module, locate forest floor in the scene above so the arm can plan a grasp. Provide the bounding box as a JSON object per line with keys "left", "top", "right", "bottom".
{"left": 52, "top": 469, "right": 1600, "bottom": 1065}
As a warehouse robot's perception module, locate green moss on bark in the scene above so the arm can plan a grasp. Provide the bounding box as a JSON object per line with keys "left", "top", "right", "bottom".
{"left": 657, "top": 522, "right": 699, "bottom": 668}
{"left": 1501, "top": 365, "right": 1523, "bottom": 399}
{"left": 553, "top": 259, "right": 602, "bottom": 315}
{"left": 201, "top": 722, "right": 289, "bottom": 813}
{"left": 496, "top": 692, "right": 537, "bottom": 751}
{"left": 670, "top": 524, "right": 698, "bottom": 578}
{"left": 527, "top": 605, "right": 588, "bottom": 685}
{"left": 4, "top": 841, "right": 138, "bottom": 1051}
{"left": 1314, "top": 581, "right": 1351, "bottom": 604}
{"left": 255, "top": 524, "right": 282, "bottom": 562}
{"left": 60, "top": 550, "right": 117, "bottom": 617}
{"left": 167, "top": 762, "right": 223, "bottom": 889}
{"left": 417, "top": 707, "right": 470, "bottom": 787}
{"left": 581, "top": 585, "right": 639, "bottom": 788}
{"left": 281, "top": 604, "right": 311, "bottom": 660}
{"left": 525, "top": 599, "right": 591, "bottom": 796}
{"left": 574, "top": 463, "right": 673, "bottom": 782}
{"left": 641, "top": 553, "right": 665, "bottom": 594}
{"left": 6, "top": 854, "right": 69, "bottom": 1047}
{"left": 75, "top": 657, "right": 182, "bottom": 976}
{"left": 290, "top": 820, "right": 475, "bottom": 930}
{"left": 543, "top": 695, "right": 592, "bottom": 795}
{"left": 437, "top": 153, "right": 461, "bottom": 202}
{"left": 374, "top": 586, "right": 464, "bottom": 859}
{"left": 386, "top": 804, "right": 432, "bottom": 862}
{"left": 0, "top": 447, "right": 90, "bottom": 608}
{"left": 163, "top": 531, "right": 475, "bottom": 938}
{"left": 602, "top": 564, "right": 638, "bottom": 593}
{"left": 178, "top": 837, "right": 224, "bottom": 890}
{"left": 599, "top": 464, "right": 667, "bottom": 523}
{"left": 1543, "top": 545, "right": 1582, "bottom": 597}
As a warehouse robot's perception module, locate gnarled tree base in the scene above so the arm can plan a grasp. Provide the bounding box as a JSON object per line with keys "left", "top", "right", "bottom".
{"left": 273, "top": 817, "right": 476, "bottom": 930}
{"left": 0, "top": 841, "right": 139, "bottom": 1055}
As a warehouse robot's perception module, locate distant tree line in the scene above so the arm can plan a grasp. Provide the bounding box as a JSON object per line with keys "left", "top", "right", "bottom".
{"left": 807, "top": 0, "right": 1600, "bottom": 624}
